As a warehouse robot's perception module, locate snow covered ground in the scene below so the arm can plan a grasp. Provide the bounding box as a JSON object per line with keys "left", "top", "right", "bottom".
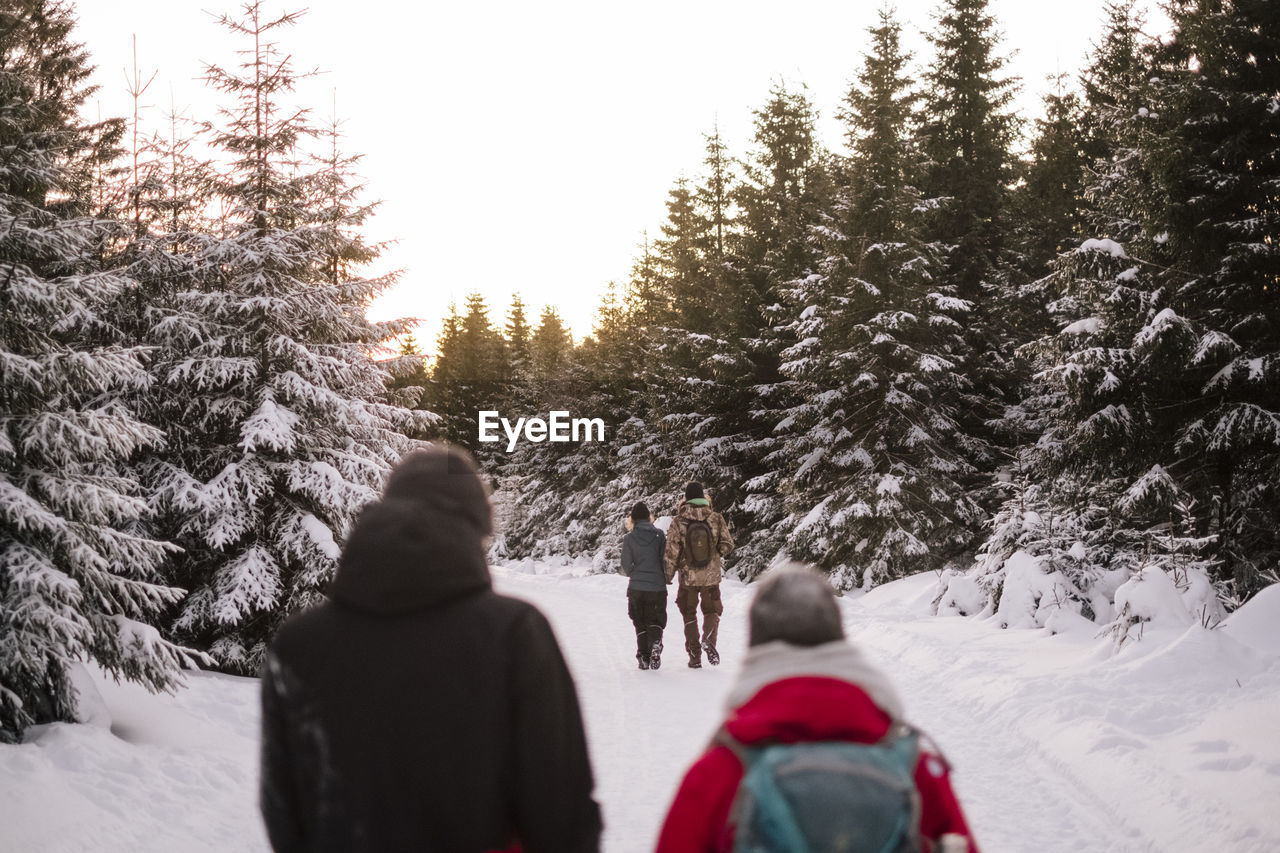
{"left": 2, "top": 561, "right": 1278, "bottom": 852}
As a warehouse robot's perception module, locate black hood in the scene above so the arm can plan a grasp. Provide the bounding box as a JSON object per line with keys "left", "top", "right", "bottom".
{"left": 382, "top": 446, "right": 492, "bottom": 537}
{"left": 328, "top": 498, "right": 491, "bottom": 614}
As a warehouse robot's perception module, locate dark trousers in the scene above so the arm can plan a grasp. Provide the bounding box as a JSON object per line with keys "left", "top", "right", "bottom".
{"left": 677, "top": 584, "right": 722, "bottom": 659}
{"left": 627, "top": 589, "right": 667, "bottom": 658}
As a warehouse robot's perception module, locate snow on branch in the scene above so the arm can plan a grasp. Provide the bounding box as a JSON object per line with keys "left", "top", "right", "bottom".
{"left": 1077, "top": 238, "right": 1128, "bottom": 258}
{"left": 239, "top": 396, "right": 300, "bottom": 453}
{"left": 1117, "top": 465, "right": 1181, "bottom": 515}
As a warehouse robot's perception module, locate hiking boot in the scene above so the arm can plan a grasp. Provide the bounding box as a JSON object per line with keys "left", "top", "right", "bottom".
{"left": 637, "top": 652, "right": 650, "bottom": 670}
{"left": 687, "top": 654, "right": 702, "bottom": 669}
{"left": 702, "top": 641, "right": 720, "bottom": 666}
{"left": 649, "top": 640, "right": 663, "bottom": 670}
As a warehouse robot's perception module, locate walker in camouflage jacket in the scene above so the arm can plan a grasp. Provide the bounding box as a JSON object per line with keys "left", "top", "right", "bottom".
{"left": 663, "top": 498, "right": 735, "bottom": 587}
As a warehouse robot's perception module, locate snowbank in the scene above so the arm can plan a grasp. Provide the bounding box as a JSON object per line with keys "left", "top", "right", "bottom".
{"left": 0, "top": 669, "right": 269, "bottom": 853}
{"left": 847, "top": 571, "right": 1280, "bottom": 853}
{"left": 1114, "top": 565, "right": 1194, "bottom": 627}
{"left": 1221, "top": 583, "right": 1280, "bottom": 655}
{"left": 990, "top": 551, "right": 1079, "bottom": 629}
{"left": 935, "top": 570, "right": 986, "bottom": 617}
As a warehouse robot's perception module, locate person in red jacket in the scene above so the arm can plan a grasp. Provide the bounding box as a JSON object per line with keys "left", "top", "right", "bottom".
{"left": 656, "top": 567, "right": 980, "bottom": 853}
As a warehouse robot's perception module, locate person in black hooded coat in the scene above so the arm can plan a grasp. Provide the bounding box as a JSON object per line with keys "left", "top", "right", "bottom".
{"left": 259, "top": 446, "right": 602, "bottom": 853}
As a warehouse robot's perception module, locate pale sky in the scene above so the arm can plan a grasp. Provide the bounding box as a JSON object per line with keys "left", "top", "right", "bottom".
{"left": 74, "top": 0, "right": 1167, "bottom": 353}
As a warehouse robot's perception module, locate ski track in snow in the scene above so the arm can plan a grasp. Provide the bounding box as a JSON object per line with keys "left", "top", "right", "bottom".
{"left": 2, "top": 563, "right": 1277, "bottom": 852}
{"left": 841, "top": 590, "right": 1152, "bottom": 853}
{"left": 836, "top": 576, "right": 1280, "bottom": 853}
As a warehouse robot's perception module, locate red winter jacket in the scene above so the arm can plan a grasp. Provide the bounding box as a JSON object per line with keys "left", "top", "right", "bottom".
{"left": 656, "top": 646, "right": 980, "bottom": 853}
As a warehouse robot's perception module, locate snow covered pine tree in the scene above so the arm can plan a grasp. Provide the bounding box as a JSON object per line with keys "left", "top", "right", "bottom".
{"left": 779, "top": 9, "right": 982, "bottom": 590}
{"left": 138, "top": 3, "right": 433, "bottom": 673}
{"left": 0, "top": 0, "right": 203, "bottom": 742}
{"left": 733, "top": 84, "right": 830, "bottom": 577}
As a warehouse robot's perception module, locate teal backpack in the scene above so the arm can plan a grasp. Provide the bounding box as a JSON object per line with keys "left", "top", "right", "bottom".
{"left": 719, "top": 724, "right": 923, "bottom": 853}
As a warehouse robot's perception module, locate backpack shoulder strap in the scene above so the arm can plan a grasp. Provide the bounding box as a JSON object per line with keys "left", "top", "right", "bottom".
{"left": 905, "top": 724, "right": 952, "bottom": 773}
{"left": 712, "top": 725, "right": 749, "bottom": 764}
{"left": 879, "top": 720, "right": 922, "bottom": 758}
{"left": 713, "top": 725, "right": 776, "bottom": 774}
{"left": 883, "top": 720, "right": 920, "bottom": 742}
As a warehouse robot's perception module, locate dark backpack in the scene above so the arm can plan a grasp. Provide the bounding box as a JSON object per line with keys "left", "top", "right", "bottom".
{"left": 684, "top": 517, "right": 715, "bottom": 568}
{"left": 721, "top": 725, "right": 922, "bottom": 853}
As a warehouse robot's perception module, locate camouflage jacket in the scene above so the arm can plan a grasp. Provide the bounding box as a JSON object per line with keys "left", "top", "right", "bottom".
{"left": 663, "top": 498, "right": 734, "bottom": 588}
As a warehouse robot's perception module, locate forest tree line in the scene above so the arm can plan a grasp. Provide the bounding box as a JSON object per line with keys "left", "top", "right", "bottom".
{"left": 419, "top": 0, "right": 1279, "bottom": 625}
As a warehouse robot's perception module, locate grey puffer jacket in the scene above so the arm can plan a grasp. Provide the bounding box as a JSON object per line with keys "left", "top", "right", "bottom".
{"left": 621, "top": 520, "right": 667, "bottom": 593}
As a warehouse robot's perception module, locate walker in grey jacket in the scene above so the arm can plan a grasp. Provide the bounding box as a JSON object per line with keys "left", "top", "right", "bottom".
{"left": 621, "top": 518, "right": 669, "bottom": 669}
{"left": 621, "top": 520, "right": 667, "bottom": 592}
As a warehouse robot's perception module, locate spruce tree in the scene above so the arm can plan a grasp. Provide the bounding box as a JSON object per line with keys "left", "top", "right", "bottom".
{"left": 626, "top": 233, "right": 670, "bottom": 324}
{"left": 0, "top": 0, "right": 200, "bottom": 741}
{"left": 1080, "top": 0, "right": 1147, "bottom": 170}
{"left": 504, "top": 293, "right": 532, "bottom": 383}
{"left": 145, "top": 2, "right": 430, "bottom": 672}
{"left": 645, "top": 137, "right": 747, "bottom": 513}
{"left": 920, "top": 0, "right": 1019, "bottom": 303}
{"left": 530, "top": 306, "right": 573, "bottom": 384}
{"left": 1140, "top": 0, "right": 1280, "bottom": 597}
{"left": 545, "top": 284, "right": 651, "bottom": 558}
{"left": 501, "top": 303, "right": 582, "bottom": 550}
{"left": 1007, "top": 81, "right": 1090, "bottom": 342}
{"left": 387, "top": 332, "right": 429, "bottom": 405}
{"left": 110, "top": 101, "right": 218, "bottom": 360}
{"left": 732, "top": 84, "right": 827, "bottom": 343}
{"left": 499, "top": 302, "right": 613, "bottom": 559}
{"left": 731, "top": 84, "right": 829, "bottom": 576}
{"left": 919, "top": 0, "right": 1019, "bottom": 541}
{"left": 968, "top": 0, "right": 1159, "bottom": 615}
{"left": 779, "top": 9, "right": 981, "bottom": 588}
{"left": 427, "top": 292, "right": 504, "bottom": 454}
{"left": 970, "top": 0, "right": 1280, "bottom": 618}
{"left": 425, "top": 302, "right": 461, "bottom": 434}
{"left": 988, "top": 242, "right": 1198, "bottom": 615}
{"left": 312, "top": 109, "right": 432, "bottom": 427}
{"left": 1079, "top": 0, "right": 1160, "bottom": 247}
{"left": 488, "top": 294, "right": 533, "bottom": 463}
{"left": 659, "top": 179, "right": 710, "bottom": 333}
{"left": 1015, "top": 81, "right": 1089, "bottom": 281}
{"left": 697, "top": 124, "right": 733, "bottom": 266}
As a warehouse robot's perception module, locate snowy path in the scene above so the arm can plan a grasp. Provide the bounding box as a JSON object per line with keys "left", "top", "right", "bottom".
{"left": 495, "top": 564, "right": 1280, "bottom": 853}
{"left": 509, "top": 571, "right": 1078, "bottom": 852}
{"left": 492, "top": 570, "right": 737, "bottom": 852}
{"left": 2, "top": 563, "right": 1277, "bottom": 852}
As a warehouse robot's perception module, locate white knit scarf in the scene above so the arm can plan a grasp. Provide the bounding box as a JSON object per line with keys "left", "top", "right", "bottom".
{"left": 724, "top": 640, "right": 907, "bottom": 722}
